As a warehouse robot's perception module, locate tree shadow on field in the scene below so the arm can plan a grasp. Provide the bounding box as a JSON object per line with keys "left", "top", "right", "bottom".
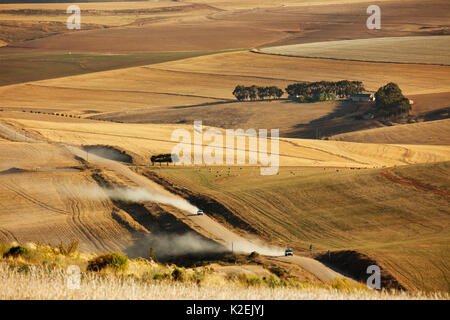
{"left": 285, "top": 100, "right": 380, "bottom": 139}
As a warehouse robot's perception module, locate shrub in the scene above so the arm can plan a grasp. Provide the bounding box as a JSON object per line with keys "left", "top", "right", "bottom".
{"left": 238, "top": 273, "right": 262, "bottom": 286}
{"left": 263, "top": 275, "right": 282, "bottom": 288}
{"left": 269, "top": 265, "right": 288, "bottom": 278}
{"left": 57, "top": 240, "right": 79, "bottom": 256}
{"left": 153, "top": 273, "right": 167, "bottom": 280}
{"left": 171, "top": 267, "right": 186, "bottom": 282}
{"left": 248, "top": 251, "right": 260, "bottom": 259}
{"left": 3, "top": 245, "right": 29, "bottom": 258}
{"left": 87, "top": 252, "right": 128, "bottom": 272}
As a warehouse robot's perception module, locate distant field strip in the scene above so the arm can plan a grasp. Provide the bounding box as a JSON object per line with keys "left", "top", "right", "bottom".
{"left": 259, "top": 36, "right": 450, "bottom": 65}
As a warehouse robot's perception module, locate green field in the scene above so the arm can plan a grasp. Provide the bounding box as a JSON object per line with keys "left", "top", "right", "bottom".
{"left": 0, "top": 51, "right": 224, "bottom": 86}
{"left": 152, "top": 162, "right": 450, "bottom": 292}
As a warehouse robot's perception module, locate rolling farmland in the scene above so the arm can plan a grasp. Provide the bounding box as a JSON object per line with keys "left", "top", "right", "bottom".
{"left": 259, "top": 36, "right": 450, "bottom": 65}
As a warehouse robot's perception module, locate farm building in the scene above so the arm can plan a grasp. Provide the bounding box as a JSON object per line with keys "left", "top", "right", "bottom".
{"left": 350, "top": 94, "right": 375, "bottom": 102}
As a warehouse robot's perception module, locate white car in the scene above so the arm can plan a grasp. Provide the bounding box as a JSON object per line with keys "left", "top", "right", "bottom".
{"left": 285, "top": 248, "right": 293, "bottom": 256}
{"left": 196, "top": 210, "right": 204, "bottom": 215}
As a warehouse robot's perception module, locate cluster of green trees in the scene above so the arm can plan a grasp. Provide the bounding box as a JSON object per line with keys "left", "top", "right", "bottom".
{"left": 374, "top": 82, "right": 411, "bottom": 118}
{"left": 285, "top": 80, "right": 365, "bottom": 102}
{"left": 232, "top": 85, "right": 284, "bottom": 101}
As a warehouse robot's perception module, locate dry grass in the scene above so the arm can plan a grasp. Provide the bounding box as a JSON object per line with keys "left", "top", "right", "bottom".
{"left": 3, "top": 263, "right": 444, "bottom": 300}
{"left": 0, "top": 244, "right": 445, "bottom": 300}
{"left": 260, "top": 36, "right": 450, "bottom": 65}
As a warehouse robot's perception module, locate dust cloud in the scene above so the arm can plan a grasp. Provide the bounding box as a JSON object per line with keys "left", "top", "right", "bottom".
{"left": 63, "top": 183, "right": 199, "bottom": 214}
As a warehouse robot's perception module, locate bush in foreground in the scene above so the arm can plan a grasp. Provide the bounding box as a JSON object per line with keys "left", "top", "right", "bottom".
{"left": 87, "top": 253, "right": 128, "bottom": 272}
{"left": 3, "top": 246, "right": 29, "bottom": 259}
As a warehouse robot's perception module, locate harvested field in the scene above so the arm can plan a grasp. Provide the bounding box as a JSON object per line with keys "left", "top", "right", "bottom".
{"left": 150, "top": 51, "right": 450, "bottom": 95}
{"left": 408, "top": 92, "right": 450, "bottom": 115}
{"left": 1, "top": 49, "right": 448, "bottom": 120}
{"left": 2, "top": 0, "right": 448, "bottom": 53}
{"left": 259, "top": 36, "right": 450, "bottom": 65}
{"left": 3, "top": 116, "right": 450, "bottom": 168}
{"left": 0, "top": 51, "right": 223, "bottom": 87}
{"left": 0, "top": 141, "right": 134, "bottom": 252}
{"left": 330, "top": 118, "right": 450, "bottom": 145}
{"left": 154, "top": 161, "right": 450, "bottom": 292}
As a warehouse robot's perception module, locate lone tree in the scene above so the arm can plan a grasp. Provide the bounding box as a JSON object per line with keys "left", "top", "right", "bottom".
{"left": 374, "top": 82, "right": 411, "bottom": 118}
{"left": 151, "top": 153, "right": 173, "bottom": 166}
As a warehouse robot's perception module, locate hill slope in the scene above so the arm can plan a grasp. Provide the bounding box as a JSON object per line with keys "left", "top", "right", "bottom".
{"left": 153, "top": 162, "right": 450, "bottom": 292}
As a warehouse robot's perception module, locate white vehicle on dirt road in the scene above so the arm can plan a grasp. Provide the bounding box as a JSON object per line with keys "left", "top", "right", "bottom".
{"left": 196, "top": 209, "right": 204, "bottom": 215}
{"left": 285, "top": 248, "right": 293, "bottom": 256}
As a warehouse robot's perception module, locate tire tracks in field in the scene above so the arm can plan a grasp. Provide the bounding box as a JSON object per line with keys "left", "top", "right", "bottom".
{"left": 281, "top": 139, "right": 371, "bottom": 166}
{"left": 2, "top": 183, "right": 70, "bottom": 216}
{"left": 0, "top": 228, "right": 18, "bottom": 242}
{"left": 66, "top": 197, "right": 105, "bottom": 252}
{"left": 380, "top": 168, "right": 450, "bottom": 200}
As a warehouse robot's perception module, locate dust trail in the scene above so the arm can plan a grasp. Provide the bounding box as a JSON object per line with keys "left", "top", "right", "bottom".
{"left": 61, "top": 183, "right": 198, "bottom": 214}
{"left": 65, "top": 145, "right": 200, "bottom": 214}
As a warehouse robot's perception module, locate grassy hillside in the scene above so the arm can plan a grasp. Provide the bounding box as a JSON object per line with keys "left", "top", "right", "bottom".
{"left": 153, "top": 162, "right": 450, "bottom": 292}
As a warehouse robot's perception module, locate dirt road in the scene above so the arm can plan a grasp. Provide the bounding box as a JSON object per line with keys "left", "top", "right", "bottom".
{"left": 0, "top": 121, "right": 350, "bottom": 282}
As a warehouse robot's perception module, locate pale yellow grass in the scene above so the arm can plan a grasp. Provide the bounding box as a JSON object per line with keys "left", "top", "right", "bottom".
{"left": 260, "top": 36, "right": 450, "bottom": 65}
{"left": 0, "top": 263, "right": 443, "bottom": 300}
{"left": 3, "top": 117, "right": 450, "bottom": 168}
{"left": 0, "top": 40, "right": 6, "bottom": 47}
